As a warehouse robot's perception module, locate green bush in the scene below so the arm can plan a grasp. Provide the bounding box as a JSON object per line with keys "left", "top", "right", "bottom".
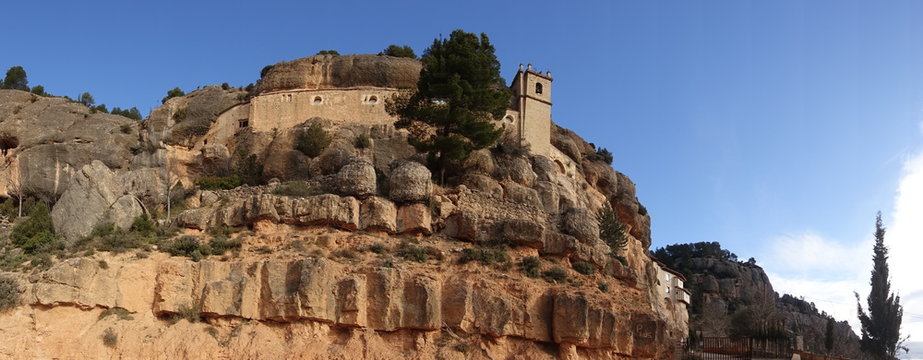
{"left": 161, "top": 235, "right": 240, "bottom": 260}
{"left": 597, "top": 280, "right": 609, "bottom": 293}
{"left": 396, "top": 242, "right": 442, "bottom": 263}
{"left": 369, "top": 243, "right": 387, "bottom": 254}
{"left": 521, "top": 256, "right": 541, "bottom": 278}
{"left": 272, "top": 181, "right": 319, "bottom": 197}
{"left": 0, "top": 276, "right": 19, "bottom": 311}
{"left": 206, "top": 237, "right": 241, "bottom": 256}
{"left": 572, "top": 261, "right": 595, "bottom": 275}
{"left": 379, "top": 45, "right": 416, "bottom": 59}
{"left": 120, "top": 123, "right": 132, "bottom": 134}
{"left": 195, "top": 175, "right": 242, "bottom": 190}
{"left": 354, "top": 134, "right": 371, "bottom": 149}
{"left": 295, "top": 123, "right": 331, "bottom": 158}
{"left": 459, "top": 248, "right": 510, "bottom": 266}
{"left": 315, "top": 50, "right": 340, "bottom": 56}
{"left": 10, "top": 202, "right": 58, "bottom": 254}
{"left": 102, "top": 328, "right": 118, "bottom": 347}
{"left": 176, "top": 304, "right": 202, "bottom": 323}
{"left": 162, "top": 87, "right": 185, "bottom": 104}
{"left": 173, "top": 107, "right": 187, "bottom": 121}
{"left": 164, "top": 236, "right": 201, "bottom": 257}
{"left": 130, "top": 214, "right": 157, "bottom": 237}
{"left": 542, "top": 266, "right": 567, "bottom": 283}
{"left": 587, "top": 147, "right": 613, "bottom": 164}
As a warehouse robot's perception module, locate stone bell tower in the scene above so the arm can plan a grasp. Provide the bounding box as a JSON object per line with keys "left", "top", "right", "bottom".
{"left": 508, "top": 63, "right": 553, "bottom": 156}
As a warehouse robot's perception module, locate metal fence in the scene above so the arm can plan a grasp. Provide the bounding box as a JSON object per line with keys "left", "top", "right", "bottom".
{"left": 681, "top": 337, "right": 792, "bottom": 360}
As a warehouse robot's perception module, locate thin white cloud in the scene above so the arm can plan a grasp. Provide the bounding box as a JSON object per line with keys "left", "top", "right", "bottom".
{"left": 767, "top": 272, "right": 867, "bottom": 330}
{"left": 760, "top": 144, "right": 923, "bottom": 357}
{"left": 887, "top": 149, "right": 923, "bottom": 346}
{"left": 762, "top": 232, "right": 870, "bottom": 279}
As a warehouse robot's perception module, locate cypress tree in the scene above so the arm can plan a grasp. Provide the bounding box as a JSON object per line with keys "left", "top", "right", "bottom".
{"left": 387, "top": 30, "right": 509, "bottom": 183}
{"left": 825, "top": 317, "right": 835, "bottom": 355}
{"left": 855, "top": 212, "right": 906, "bottom": 359}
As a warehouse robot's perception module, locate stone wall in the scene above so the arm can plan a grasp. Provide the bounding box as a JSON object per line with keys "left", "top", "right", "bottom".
{"left": 249, "top": 88, "right": 399, "bottom": 132}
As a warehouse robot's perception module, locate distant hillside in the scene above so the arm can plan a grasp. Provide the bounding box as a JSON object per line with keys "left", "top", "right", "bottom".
{"left": 653, "top": 242, "right": 865, "bottom": 358}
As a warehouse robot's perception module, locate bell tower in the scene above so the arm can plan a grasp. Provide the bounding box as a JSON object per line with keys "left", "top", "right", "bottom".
{"left": 510, "top": 63, "right": 553, "bottom": 156}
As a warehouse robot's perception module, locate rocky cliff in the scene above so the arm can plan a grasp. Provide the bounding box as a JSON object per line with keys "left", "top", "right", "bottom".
{"left": 0, "top": 58, "right": 677, "bottom": 360}
{"left": 653, "top": 242, "right": 865, "bottom": 358}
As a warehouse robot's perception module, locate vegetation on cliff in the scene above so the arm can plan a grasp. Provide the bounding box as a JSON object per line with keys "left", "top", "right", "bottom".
{"left": 388, "top": 29, "right": 509, "bottom": 183}
{"left": 654, "top": 241, "right": 865, "bottom": 357}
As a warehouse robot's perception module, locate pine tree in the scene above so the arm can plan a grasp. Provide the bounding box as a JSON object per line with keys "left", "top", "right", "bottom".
{"left": 855, "top": 212, "right": 906, "bottom": 359}
{"left": 387, "top": 30, "right": 509, "bottom": 183}
{"left": 2, "top": 66, "right": 29, "bottom": 91}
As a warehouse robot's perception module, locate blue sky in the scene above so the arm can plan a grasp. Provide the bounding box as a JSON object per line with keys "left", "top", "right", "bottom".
{"left": 5, "top": 0, "right": 923, "bottom": 355}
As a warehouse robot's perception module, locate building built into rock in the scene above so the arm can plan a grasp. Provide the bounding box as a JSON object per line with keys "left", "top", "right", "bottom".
{"left": 195, "top": 55, "right": 578, "bottom": 178}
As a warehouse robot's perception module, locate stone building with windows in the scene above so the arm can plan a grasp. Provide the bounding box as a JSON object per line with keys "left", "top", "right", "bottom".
{"left": 650, "top": 255, "right": 691, "bottom": 338}
{"left": 196, "top": 55, "right": 576, "bottom": 175}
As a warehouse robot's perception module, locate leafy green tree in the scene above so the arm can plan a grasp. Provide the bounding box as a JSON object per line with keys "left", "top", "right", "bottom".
{"left": 855, "top": 212, "right": 907, "bottom": 359}
{"left": 380, "top": 44, "right": 416, "bottom": 58}
{"left": 387, "top": 30, "right": 509, "bottom": 182}
{"left": 78, "top": 92, "right": 95, "bottom": 107}
{"left": 315, "top": 50, "right": 340, "bottom": 56}
{"left": 111, "top": 106, "right": 142, "bottom": 120}
{"left": 2, "top": 66, "right": 28, "bottom": 90}
{"left": 161, "top": 87, "right": 185, "bottom": 104}
{"left": 825, "top": 317, "right": 836, "bottom": 355}
{"left": 30, "top": 85, "right": 46, "bottom": 96}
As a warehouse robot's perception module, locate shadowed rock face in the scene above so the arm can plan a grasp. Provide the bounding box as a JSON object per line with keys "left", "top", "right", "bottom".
{"left": 255, "top": 55, "right": 422, "bottom": 93}
{"left": 0, "top": 90, "right": 140, "bottom": 200}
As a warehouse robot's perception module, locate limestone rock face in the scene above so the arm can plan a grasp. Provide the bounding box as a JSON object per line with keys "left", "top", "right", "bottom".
{"left": 50, "top": 161, "right": 143, "bottom": 241}
{"left": 145, "top": 85, "right": 246, "bottom": 146}
{"left": 561, "top": 207, "right": 600, "bottom": 244}
{"left": 255, "top": 54, "right": 422, "bottom": 94}
{"left": 388, "top": 161, "right": 432, "bottom": 203}
{"left": 335, "top": 157, "right": 376, "bottom": 197}
{"left": 503, "top": 218, "right": 545, "bottom": 249}
{"left": 0, "top": 90, "right": 140, "bottom": 200}
{"left": 396, "top": 203, "right": 432, "bottom": 235}
{"left": 359, "top": 197, "right": 397, "bottom": 232}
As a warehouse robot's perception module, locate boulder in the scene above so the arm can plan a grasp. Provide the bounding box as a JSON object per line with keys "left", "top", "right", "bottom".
{"left": 256, "top": 54, "right": 422, "bottom": 94}
{"left": 561, "top": 207, "right": 599, "bottom": 244}
{"left": 444, "top": 210, "right": 479, "bottom": 242}
{"left": 51, "top": 161, "right": 143, "bottom": 241}
{"left": 508, "top": 157, "right": 537, "bottom": 187}
{"left": 503, "top": 219, "right": 545, "bottom": 249}
{"left": 461, "top": 174, "right": 502, "bottom": 199}
{"left": 335, "top": 157, "right": 376, "bottom": 197}
{"left": 389, "top": 161, "right": 432, "bottom": 203}
{"left": 396, "top": 203, "right": 431, "bottom": 235}
{"left": 359, "top": 197, "right": 397, "bottom": 233}
{"left": 501, "top": 182, "right": 543, "bottom": 209}
{"left": 175, "top": 208, "right": 214, "bottom": 230}
{"left": 462, "top": 149, "right": 495, "bottom": 175}
{"left": 533, "top": 181, "right": 560, "bottom": 214}
{"left": 292, "top": 194, "right": 359, "bottom": 230}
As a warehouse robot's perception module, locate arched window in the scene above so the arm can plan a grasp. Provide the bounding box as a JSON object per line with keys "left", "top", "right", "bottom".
{"left": 535, "top": 82, "right": 543, "bottom": 94}
{"left": 503, "top": 115, "right": 515, "bottom": 124}
{"left": 313, "top": 96, "right": 323, "bottom": 105}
